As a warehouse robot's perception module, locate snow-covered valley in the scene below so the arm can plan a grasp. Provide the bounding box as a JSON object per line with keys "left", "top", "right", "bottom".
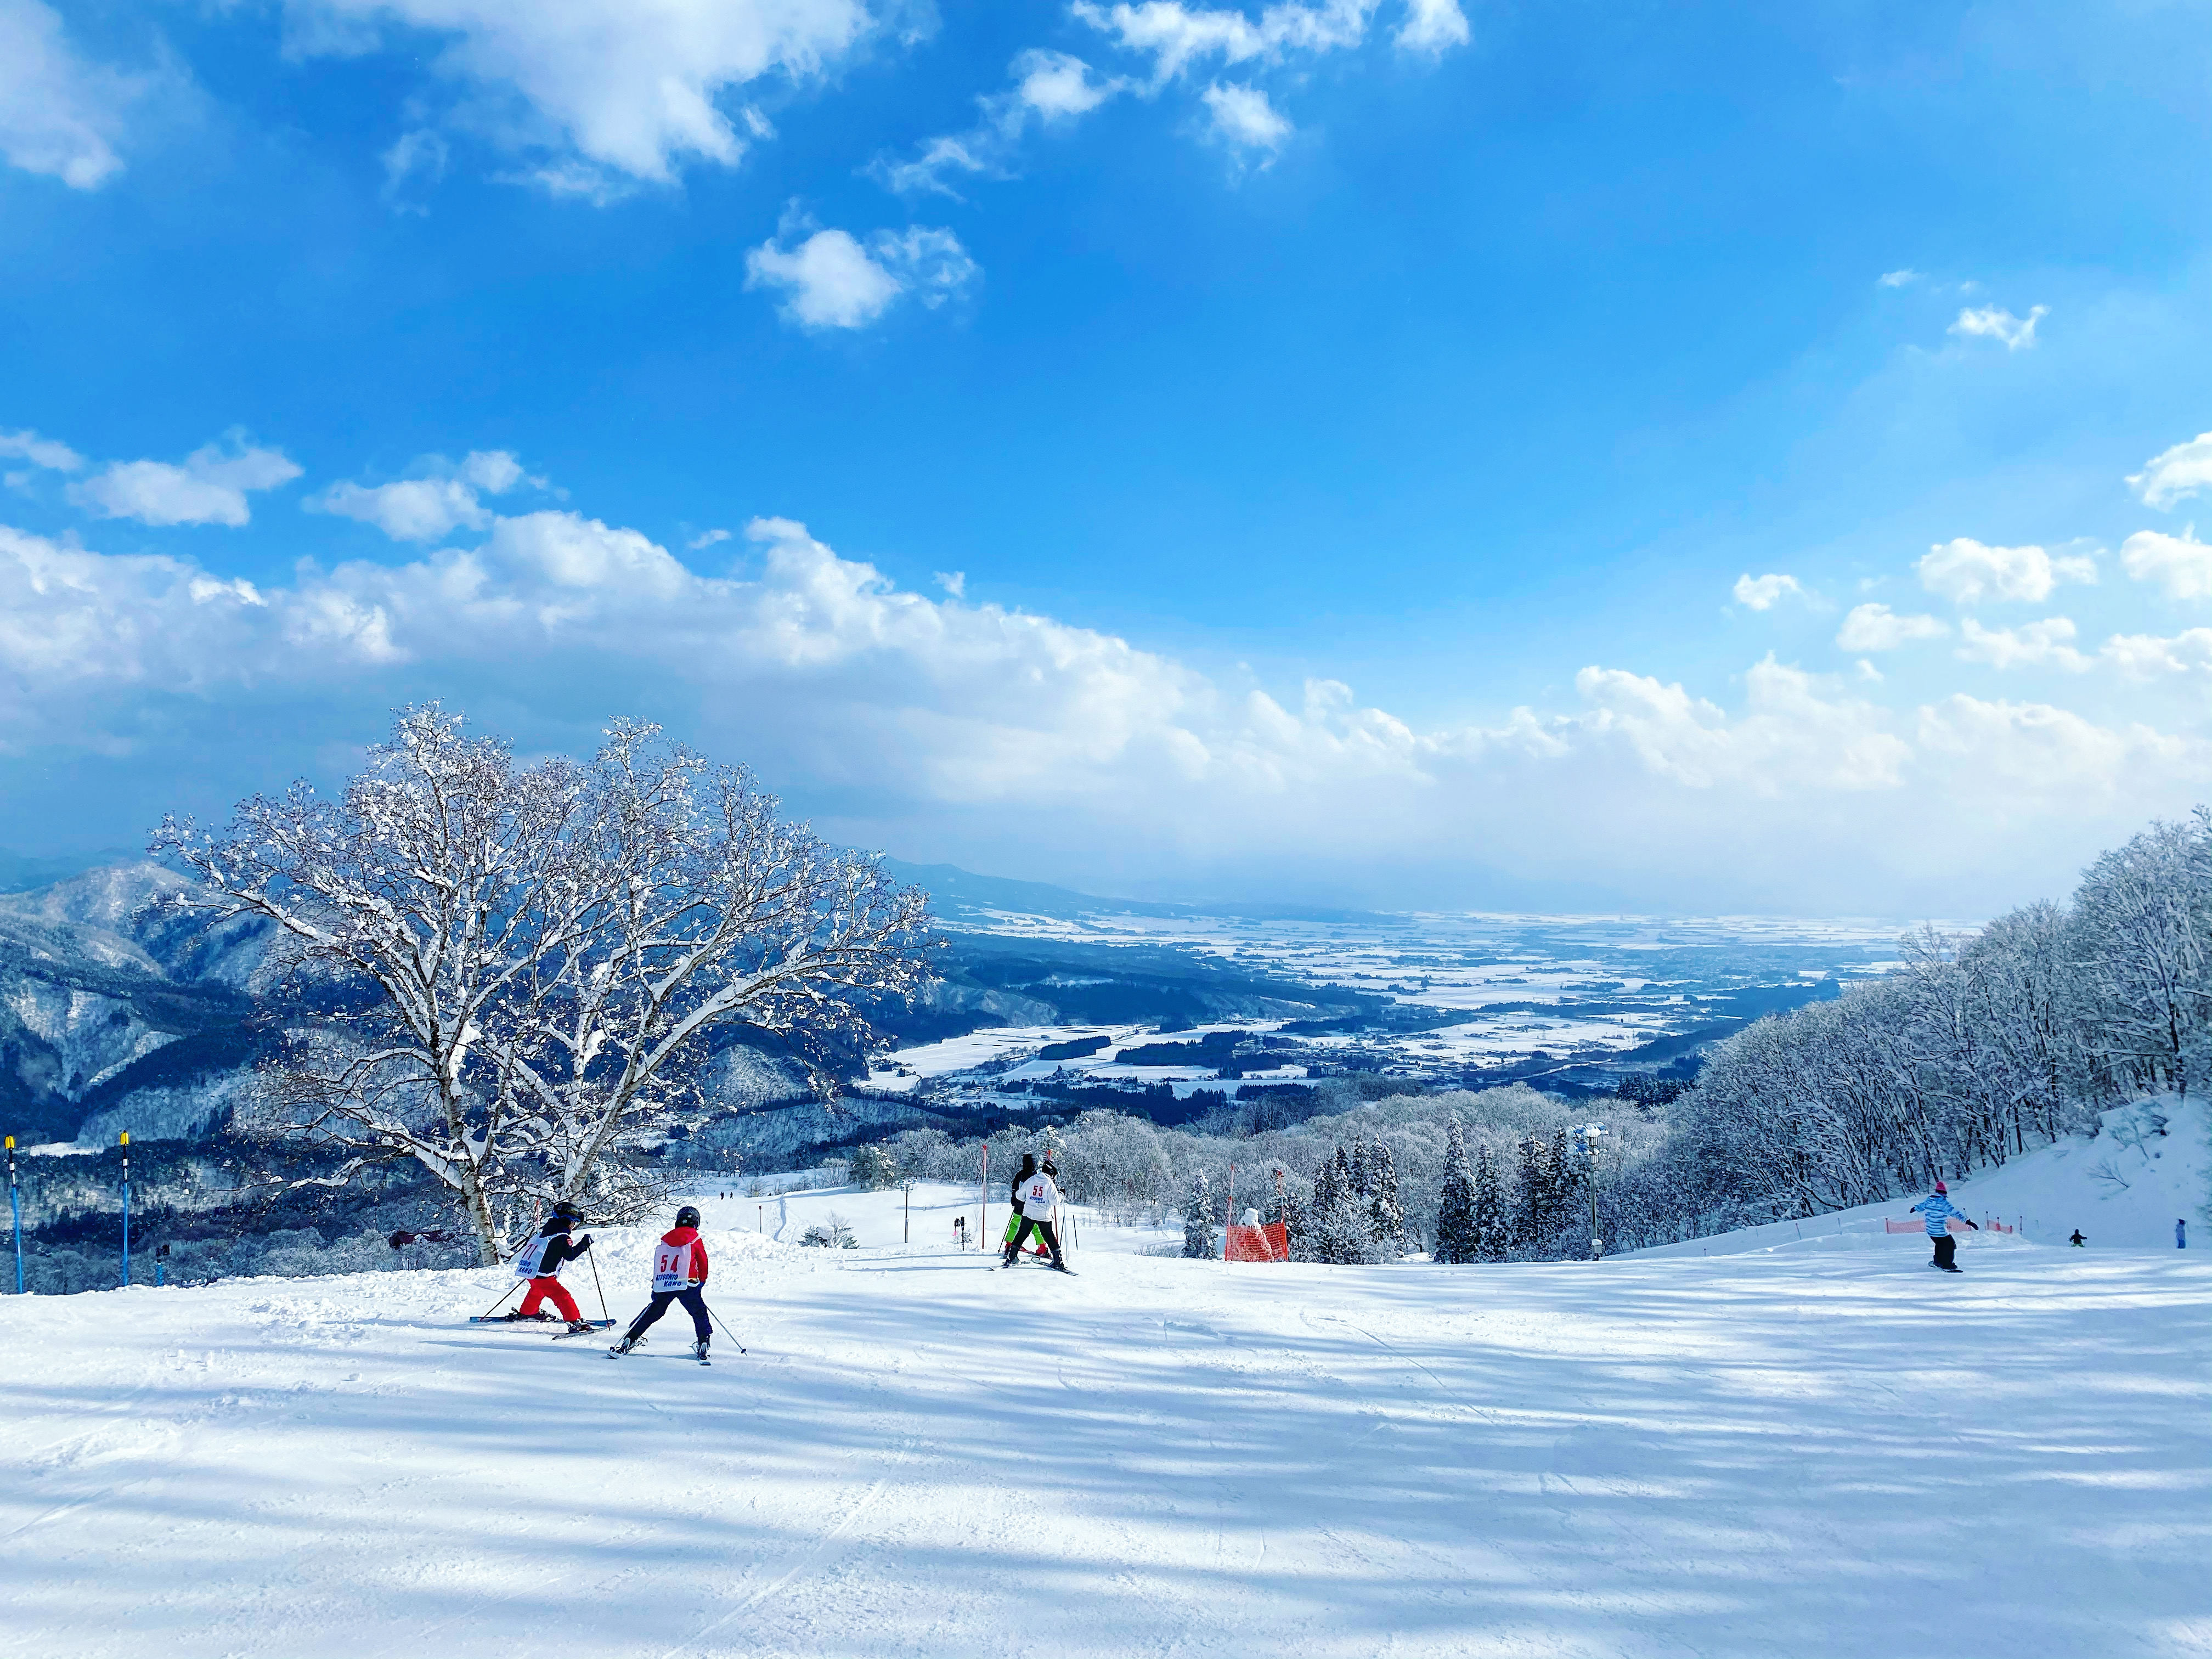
{"left": 3, "top": 1181, "right": 2205, "bottom": 1658}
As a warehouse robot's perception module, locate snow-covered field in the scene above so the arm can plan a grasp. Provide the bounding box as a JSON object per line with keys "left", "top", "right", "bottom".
{"left": 3, "top": 1189, "right": 2207, "bottom": 1658}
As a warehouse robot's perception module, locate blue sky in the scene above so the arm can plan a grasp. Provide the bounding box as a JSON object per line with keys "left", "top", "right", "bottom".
{"left": 1, "top": 0, "right": 2208, "bottom": 913}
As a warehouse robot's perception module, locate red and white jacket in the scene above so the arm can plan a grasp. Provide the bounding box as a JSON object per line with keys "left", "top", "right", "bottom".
{"left": 651, "top": 1226, "right": 710, "bottom": 1292}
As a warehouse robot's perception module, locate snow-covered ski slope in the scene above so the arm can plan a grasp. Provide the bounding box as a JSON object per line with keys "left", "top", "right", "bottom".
{"left": 1628, "top": 1096, "right": 2211, "bottom": 1260}
{"left": 2, "top": 1207, "right": 2207, "bottom": 1657}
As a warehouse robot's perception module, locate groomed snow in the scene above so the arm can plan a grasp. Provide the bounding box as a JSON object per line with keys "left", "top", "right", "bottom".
{"left": 2, "top": 1193, "right": 2207, "bottom": 1658}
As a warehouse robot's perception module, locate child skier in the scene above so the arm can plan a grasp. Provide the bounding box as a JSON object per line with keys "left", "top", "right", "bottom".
{"left": 1002, "top": 1158, "right": 1071, "bottom": 1273}
{"left": 1003, "top": 1152, "right": 1046, "bottom": 1261}
{"left": 507, "top": 1200, "right": 596, "bottom": 1333}
{"left": 2069, "top": 1229, "right": 2086, "bottom": 1247}
{"left": 611, "top": 1205, "right": 715, "bottom": 1362}
{"left": 1910, "top": 1181, "right": 1978, "bottom": 1271}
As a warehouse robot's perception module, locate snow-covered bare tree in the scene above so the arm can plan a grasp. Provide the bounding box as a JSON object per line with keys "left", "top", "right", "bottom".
{"left": 151, "top": 706, "right": 933, "bottom": 1264}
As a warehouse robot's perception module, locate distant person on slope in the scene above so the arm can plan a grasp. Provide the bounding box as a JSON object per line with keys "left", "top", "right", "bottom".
{"left": 611, "top": 1205, "right": 714, "bottom": 1362}
{"left": 1910, "top": 1181, "right": 1977, "bottom": 1272}
{"left": 2069, "top": 1229, "right": 2086, "bottom": 1248}
{"left": 1003, "top": 1158, "right": 1071, "bottom": 1273}
{"left": 2179, "top": 1220, "right": 2189, "bottom": 1250}
{"left": 507, "top": 1200, "right": 596, "bottom": 1333}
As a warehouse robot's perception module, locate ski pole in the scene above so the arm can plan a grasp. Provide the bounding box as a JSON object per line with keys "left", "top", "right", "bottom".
{"left": 475, "top": 1279, "right": 523, "bottom": 1321}
{"left": 707, "top": 1305, "right": 747, "bottom": 1353}
{"left": 588, "top": 1245, "right": 610, "bottom": 1324}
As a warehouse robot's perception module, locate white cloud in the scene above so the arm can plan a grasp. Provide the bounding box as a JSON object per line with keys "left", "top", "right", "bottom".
{"left": 0, "top": 0, "right": 133, "bottom": 188}
{"left": 934, "top": 570, "right": 966, "bottom": 597}
{"left": 2128, "top": 431, "right": 2212, "bottom": 511}
{"left": 1876, "top": 269, "right": 1922, "bottom": 288}
{"left": 1015, "top": 48, "right": 1118, "bottom": 117}
{"left": 1949, "top": 304, "right": 2046, "bottom": 351}
{"left": 1074, "top": 0, "right": 1374, "bottom": 83}
{"left": 7, "top": 502, "right": 2208, "bottom": 911}
{"left": 1394, "top": 0, "right": 1468, "bottom": 53}
{"left": 1916, "top": 538, "right": 2097, "bottom": 605}
{"left": 2102, "top": 628, "right": 2212, "bottom": 679}
{"left": 2120, "top": 527, "right": 2212, "bottom": 600}
{"left": 305, "top": 450, "right": 534, "bottom": 541}
{"left": 1732, "top": 572, "right": 1807, "bottom": 611}
{"left": 873, "top": 50, "right": 1122, "bottom": 199}
{"left": 1202, "top": 82, "right": 1291, "bottom": 154}
{"left": 1575, "top": 656, "right": 1910, "bottom": 792}
{"left": 0, "top": 428, "right": 86, "bottom": 472}
{"left": 282, "top": 0, "right": 872, "bottom": 188}
{"left": 1916, "top": 694, "right": 2194, "bottom": 799}
{"left": 1954, "top": 617, "right": 2092, "bottom": 673}
{"left": 745, "top": 219, "right": 978, "bottom": 330}
{"left": 1836, "top": 603, "right": 1948, "bottom": 652}
{"left": 69, "top": 437, "right": 302, "bottom": 527}
{"left": 690, "top": 528, "right": 733, "bottom": 551}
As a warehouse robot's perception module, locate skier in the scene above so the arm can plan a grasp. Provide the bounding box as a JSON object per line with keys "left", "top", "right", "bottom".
{"left": 2069, "top": 1229, "right": 2086, "bottom": 1248}
{"left": 1002, "top": 1153, "right": 1039, "bottom": 1260}
{"left": 2179, "top": 1220, "right": 2189, "bottom": 1250}
{"left": 1003, "top": 1157, "right": 1071, "bottom": 1273}
{"left": 1910, "top": 1180, "right": 1977, "bottom": 1271}
{"left": 611, "top": 1205, "right": 714, "bottom": 1363}
{"left": 507, "top": 1200, "right": 597, "bottom": 1333}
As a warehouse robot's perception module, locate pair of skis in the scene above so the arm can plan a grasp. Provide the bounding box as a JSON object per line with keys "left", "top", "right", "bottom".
{"left": 605, "top": 1336, "right": 714, "bottom": 1365}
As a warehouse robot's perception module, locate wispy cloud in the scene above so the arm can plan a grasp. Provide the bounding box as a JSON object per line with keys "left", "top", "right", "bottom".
{"left": 1950, "top": 304, "right": 2047, "bottom": 351}
{"left": 68, "top": 435, "right": 302, "bottom": 527}
{"left": 2128, "top": 431, "right": 2212, "bottom": 511}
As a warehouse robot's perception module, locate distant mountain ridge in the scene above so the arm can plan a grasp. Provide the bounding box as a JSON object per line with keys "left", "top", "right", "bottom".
{"left": 879, "top": 859, "right": 1398, "bottom": 927}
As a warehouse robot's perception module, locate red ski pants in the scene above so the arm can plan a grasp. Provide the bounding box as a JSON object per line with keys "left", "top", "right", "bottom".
{"left": 518, "top": 1277, "right": 580, "bottom": 1321}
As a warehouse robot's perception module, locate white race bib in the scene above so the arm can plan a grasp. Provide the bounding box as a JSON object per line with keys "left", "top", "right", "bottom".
{"left": 512, "top": 1234, "right": 553, "bottom": 1279}
{"left": 652, "top": 1240, "right": 693, "bottom": 1292}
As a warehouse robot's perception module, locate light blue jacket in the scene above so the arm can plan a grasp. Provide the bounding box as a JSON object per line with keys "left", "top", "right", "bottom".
{"left": 1910, "top": 1193, "right": 1967, "bottom": 1237}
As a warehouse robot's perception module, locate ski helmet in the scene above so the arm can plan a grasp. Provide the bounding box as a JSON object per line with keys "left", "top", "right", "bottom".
{"left": 550, "top": 1198, "right": 583, "bottom": 1220}
{"left": 675, "top": 1205, "right": 702, "bottom": 1229}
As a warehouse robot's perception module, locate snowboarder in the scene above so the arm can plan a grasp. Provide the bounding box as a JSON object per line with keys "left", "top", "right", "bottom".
{"left": 1003, "top": 1158, "right": 1071, "bottom": 1272}
{"left": 507, "top": 1200, "right": 597, "bottom": 1333}
{"left": 2069, "top": 1229, "right": 2086, "bottom": 1248}
{"left": 2179, "top": 1220, "right": 2189, "bottom": 1250}
{"left": 611, "top": 1205, "right": 714, "bottom": 1362}
{"left": 1910, "top": 1181, "right": 1977, "bottom": 1271}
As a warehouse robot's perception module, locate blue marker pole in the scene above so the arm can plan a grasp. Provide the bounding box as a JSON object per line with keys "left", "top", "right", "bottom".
{"left": 120, "top": 1131, "right": 131, "bottom": 1289}
{"left": 6, "top": 1135, "right": 22, "bottom": 1295}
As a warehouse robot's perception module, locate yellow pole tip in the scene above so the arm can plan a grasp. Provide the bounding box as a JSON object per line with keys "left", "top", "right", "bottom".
{"left": 120, "top": 1132, "right": 129, "bottom": 1145}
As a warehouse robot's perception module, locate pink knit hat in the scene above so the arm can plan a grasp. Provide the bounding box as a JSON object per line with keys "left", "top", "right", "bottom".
{"left": 1934, "top": 1180, "right": 1948, "bottom": 1193}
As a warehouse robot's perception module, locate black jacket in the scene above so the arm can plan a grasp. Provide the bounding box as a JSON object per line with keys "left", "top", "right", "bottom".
{"left": 533, "top": 1226, "right": 592, "bottom": 1276}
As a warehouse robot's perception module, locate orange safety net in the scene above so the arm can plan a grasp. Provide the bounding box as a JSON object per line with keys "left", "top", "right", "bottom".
{"left": 1225, "top": 1222, "right": 1289, "bottom": 1262}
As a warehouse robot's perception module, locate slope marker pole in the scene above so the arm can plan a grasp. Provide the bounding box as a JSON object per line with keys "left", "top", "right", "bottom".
{"left": 120, "top": 1132, "right": 132, "bottom": 1288}
{"left": 5, "top": 1136, "right": 22, "bottom": 1295}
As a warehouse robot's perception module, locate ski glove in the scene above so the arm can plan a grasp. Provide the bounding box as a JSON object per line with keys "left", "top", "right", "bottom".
{"left": 574, "top": 1234, "right": 593, "bottom": 1253}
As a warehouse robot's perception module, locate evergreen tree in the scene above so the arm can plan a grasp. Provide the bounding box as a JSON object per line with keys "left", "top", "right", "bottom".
{"left": 1310, "top": 1188, "right": 1385, "bottom": 1264}
{"left": 1472, "top": 1143, "right": 1508, "bottom": 1262}
{"left": 1347, "top": 1139, "right": 1371, "bottom": 1198}
{"left": 1515, "top": 1135, "right": 1555, "bottom": 1254}
{"left": 1365, "top": 1138, "right": 1407, "bottom": 1253}
{"left": 1434, "top": 1121, "right": 1477, "bottom": 1265}
{"left": 847, "top": 1143, "right": 896, "bottom": 1190}
{"left": 1313, "top": 1150, "right": 1343, "bottom": 1214}
{"left": 1182, "top": 1170, "right": 1217, "bottom": 1259}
